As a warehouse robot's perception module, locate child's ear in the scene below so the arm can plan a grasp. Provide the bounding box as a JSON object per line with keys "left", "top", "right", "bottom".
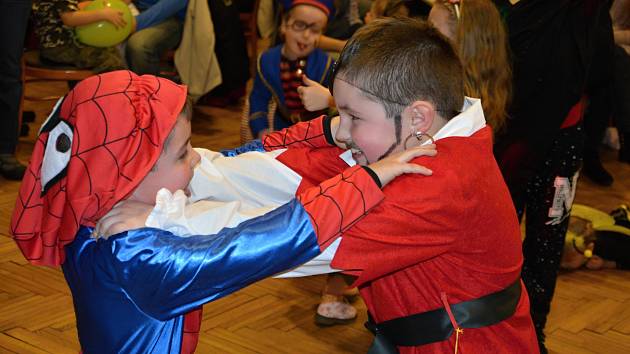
{"left": 408, "top": 100, "right": 436, "bottom": 133}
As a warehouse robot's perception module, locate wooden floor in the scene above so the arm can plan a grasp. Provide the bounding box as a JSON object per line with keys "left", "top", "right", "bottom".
{"left": 1, "top": 79, "right": 629, "bottom": 353}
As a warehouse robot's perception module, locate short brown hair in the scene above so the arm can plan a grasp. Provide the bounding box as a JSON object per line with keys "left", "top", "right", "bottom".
{"left": 332, "top": 17, "right": 464, "bottom": 119}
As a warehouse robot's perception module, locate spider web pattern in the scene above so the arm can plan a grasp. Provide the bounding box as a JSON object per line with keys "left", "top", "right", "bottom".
{"left": 263, "top": 118, "right": 330, "bottom": 151}
{"left": 297, "top": 165, "right": 384, "bottom": 250}
{"left": 10, "top": 71, "right": 186, "bottom": 267}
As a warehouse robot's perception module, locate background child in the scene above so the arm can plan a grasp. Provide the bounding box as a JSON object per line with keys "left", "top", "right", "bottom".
{"left": 428, "top": 0, "right": 511, "bottom": 133}
{"left": 247, "top": 0, "right": 335, "bottom": 139}
{"left": 11, "top": 70, "right": 424, "bottom": 353}
{"left": 31, "top": 0, "right": 127, "bottom": 72}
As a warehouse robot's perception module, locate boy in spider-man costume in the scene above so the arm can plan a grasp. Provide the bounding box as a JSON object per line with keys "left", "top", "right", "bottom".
{"left": 10, "top": 70, "right": 432, "bottom": 353}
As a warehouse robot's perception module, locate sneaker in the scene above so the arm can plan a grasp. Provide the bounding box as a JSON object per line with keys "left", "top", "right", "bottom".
{"left": 314, "top": 294, "right": 357, "bottom": 326}
{"left": 0, "top": 154, "right": 27, "bottom": 181}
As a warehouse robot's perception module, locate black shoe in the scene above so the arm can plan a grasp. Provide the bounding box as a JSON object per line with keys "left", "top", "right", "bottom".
{"left": 582, "top": 155, "right": 614, "bottom": 186}
{"left": 0, "top": 154, "right": 27, "bottom": 181}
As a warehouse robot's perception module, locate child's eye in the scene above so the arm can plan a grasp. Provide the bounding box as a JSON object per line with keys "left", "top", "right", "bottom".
{"left": 350, "top": 115, "right": 360, "bottom": 121}
{"left": 179, "top": 150, "right": 188, "bottom": 160}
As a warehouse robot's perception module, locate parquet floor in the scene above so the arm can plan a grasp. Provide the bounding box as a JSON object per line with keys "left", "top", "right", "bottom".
{"left": 1, "top": 79, "right": 629, "bottom": 353}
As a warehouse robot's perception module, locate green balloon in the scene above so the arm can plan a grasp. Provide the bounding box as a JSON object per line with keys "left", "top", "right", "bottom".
{"left": 75, "top": 0, "right": 133, "bottom": 47}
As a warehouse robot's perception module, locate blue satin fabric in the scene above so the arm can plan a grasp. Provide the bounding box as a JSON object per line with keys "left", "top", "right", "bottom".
{"left": 62, "top": 199, "right": 319, "bottom": 354}
{"left": 220, "top": 139, "right": 265, "bottom": 157}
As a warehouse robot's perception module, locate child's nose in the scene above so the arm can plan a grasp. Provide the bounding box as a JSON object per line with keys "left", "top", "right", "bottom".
{"left": 335, "top": 117, "right": 352, "bottom": 144}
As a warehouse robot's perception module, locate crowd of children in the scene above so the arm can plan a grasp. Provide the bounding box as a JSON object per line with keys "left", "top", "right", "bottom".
{"left": 7, "top": 0, "right": 630, "bottom": 353}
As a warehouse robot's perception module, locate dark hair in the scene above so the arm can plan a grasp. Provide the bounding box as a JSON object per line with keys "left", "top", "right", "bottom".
{"left": 151, "top": 97, "right": 193, "bottom": 172}
{"left": 332, "top": 17, "right": 464, "bottom": 120}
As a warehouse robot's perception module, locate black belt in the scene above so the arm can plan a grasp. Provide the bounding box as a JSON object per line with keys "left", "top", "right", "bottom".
{"left": 365, "top": 279, "right": 522, "bottom": 354}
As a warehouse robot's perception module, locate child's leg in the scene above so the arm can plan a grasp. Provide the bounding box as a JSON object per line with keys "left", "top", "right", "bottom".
{"left": 39, "top": 44, "right": 82, "bottom": 66}
{"left": 125, "top": 17, "right": 183, "bottom": 76}
{"left": 315, "top": 273, "right": 357, "bottom": 326}
{"left": 77, "top": 46, "right": 126, "bottom": 73}
{"left": 521, "top": 125, "right": 584, "bottom": 354}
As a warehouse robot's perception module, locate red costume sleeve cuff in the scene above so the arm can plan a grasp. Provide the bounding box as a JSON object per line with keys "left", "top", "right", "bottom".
{"left": 297, "top": 165, "right": 384, "bottom": 250}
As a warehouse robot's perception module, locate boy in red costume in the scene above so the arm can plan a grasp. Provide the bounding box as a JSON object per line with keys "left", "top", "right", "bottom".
{"left": 9, "top": 70, "right": 432, "bottom": 353}
{"left": 269, "top": 18, "right": 539, "bottom": 353}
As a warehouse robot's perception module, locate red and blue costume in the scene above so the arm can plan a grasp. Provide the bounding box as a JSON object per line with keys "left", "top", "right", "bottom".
{"left": 10, "top": 71, "right": 384, "bottom": 353}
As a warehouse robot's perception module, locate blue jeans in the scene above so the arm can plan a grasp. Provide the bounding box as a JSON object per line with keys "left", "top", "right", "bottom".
{"left": 126, "top": 17, "right": 183, "bottom": 75}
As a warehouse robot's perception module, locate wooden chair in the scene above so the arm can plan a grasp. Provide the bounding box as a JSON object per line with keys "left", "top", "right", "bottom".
{"left": 240, "top": 96, "right": 277, "bottom": 144}
{"left": 21, "top": 50, "right": 94, "bottom": 101}
{"left": 19, "top": 49, "right": 94, "bottom": 135}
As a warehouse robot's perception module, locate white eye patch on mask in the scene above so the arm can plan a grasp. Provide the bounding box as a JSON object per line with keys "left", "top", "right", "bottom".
{"left": 39, "top": 97, "right": 74, "bottom": 194}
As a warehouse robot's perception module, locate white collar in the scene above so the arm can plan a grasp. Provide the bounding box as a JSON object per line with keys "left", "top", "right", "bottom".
{"left": 423, "top": 97, "right": 486, "bottom": 144}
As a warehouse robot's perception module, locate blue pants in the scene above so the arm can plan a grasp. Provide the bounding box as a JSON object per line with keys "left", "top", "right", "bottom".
{"left": 126, "top": 17, "right": 183, "bottom": 76}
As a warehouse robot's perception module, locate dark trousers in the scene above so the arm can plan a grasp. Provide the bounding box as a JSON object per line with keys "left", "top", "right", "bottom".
{"left": 613, "top": 45, "right": 630, "bottom": 134}
{"left": 500, "top": 125, "right": 584, "bottom": 354}
{"left": 0, "top": 0, "right": 31, "bottom": 154}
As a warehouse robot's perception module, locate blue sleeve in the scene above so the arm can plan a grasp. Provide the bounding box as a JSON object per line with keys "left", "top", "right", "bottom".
{"left": 248, "top": 67, "right": 273, "bottom": 137}
{"left": 220, "top": 139, "right": 265, "bottom": 156}
{"left": 135, "top": 0, "right": 187, "bottom": 31}
{"left": 109, "top": 199, "right": 320, "bottom": 321}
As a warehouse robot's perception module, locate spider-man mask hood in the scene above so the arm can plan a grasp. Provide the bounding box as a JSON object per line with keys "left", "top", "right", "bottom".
{"left": 10, "top": 70, "right": 187, "bottom": 267}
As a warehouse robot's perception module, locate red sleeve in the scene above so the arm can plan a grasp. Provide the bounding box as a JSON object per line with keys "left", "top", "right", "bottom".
{"left": 276, "top": 146, "right": 349, "bottom": 193}
{"left": 262, "top": 116, "right": 333, "bottom": 151}
{"left": 331, "top": 158, "right": 463, "bottom": 285}
{"left": 298, "top": 165, "right": 384, "bottom": 250}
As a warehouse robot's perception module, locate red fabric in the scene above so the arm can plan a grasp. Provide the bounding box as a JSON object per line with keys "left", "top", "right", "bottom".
{"left": 327, "top": 127, "right": 539, "bottom": 353}
{"left": 559, "top": 96, "right": 587, "bottom": 129}
{"left": 296, "top": 165, "right": 384, "bottom": 249}
{"left": 262, "top": 116, "right": 330, "bottom": 150}
{"left": 271, "top": 122, "right": 537, "bottom": 352}
{"left": 276, "top": 146, "right": 348, "bottom": 191}
{"left": 10, "top": 70, "right": 186, "bottom": 267}
{"left": 181, "top": 308, "right": 203, "bottom": 354}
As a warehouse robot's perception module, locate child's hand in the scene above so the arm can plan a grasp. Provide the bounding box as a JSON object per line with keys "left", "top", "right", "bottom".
{"left": 100, "top": 8, "right": 126, "bottom": 29}
{"left": 93, "top": 200, "right": 153, "bottom": 239}
{"left": 297, "top": 76, "right": 333, "bottom": 111}
{"left": 367, "top": 145, "right": 437, "bottom": 187}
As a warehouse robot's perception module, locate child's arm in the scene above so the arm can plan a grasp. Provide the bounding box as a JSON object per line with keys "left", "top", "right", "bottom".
{"left": 60, "top": 7, "right": 126, "bottom": 28}
{"left": 262, "top": 115, "right": 341, "bottom": 151}
{"left": 134, "top": 0, "right": 187, "bottom": 32}
{"left": 102, "top": 148, "right": 432, "bottom": 319}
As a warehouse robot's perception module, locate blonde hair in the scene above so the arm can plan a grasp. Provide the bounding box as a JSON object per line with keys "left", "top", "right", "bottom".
{"left": 435, "top": 0, "right": 511, "bottom": 133}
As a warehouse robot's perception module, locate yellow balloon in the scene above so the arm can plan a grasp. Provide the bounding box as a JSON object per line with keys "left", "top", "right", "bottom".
{"left": 76, "top": 0, "right": 133, "bottom": 47}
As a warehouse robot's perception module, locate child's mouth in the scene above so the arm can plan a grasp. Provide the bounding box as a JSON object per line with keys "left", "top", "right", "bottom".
{"left": 351, "top": 148, "right": 364, "bottom": 161}
{"left": 297, "top": 42, "right": 308, "bottom": 51}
